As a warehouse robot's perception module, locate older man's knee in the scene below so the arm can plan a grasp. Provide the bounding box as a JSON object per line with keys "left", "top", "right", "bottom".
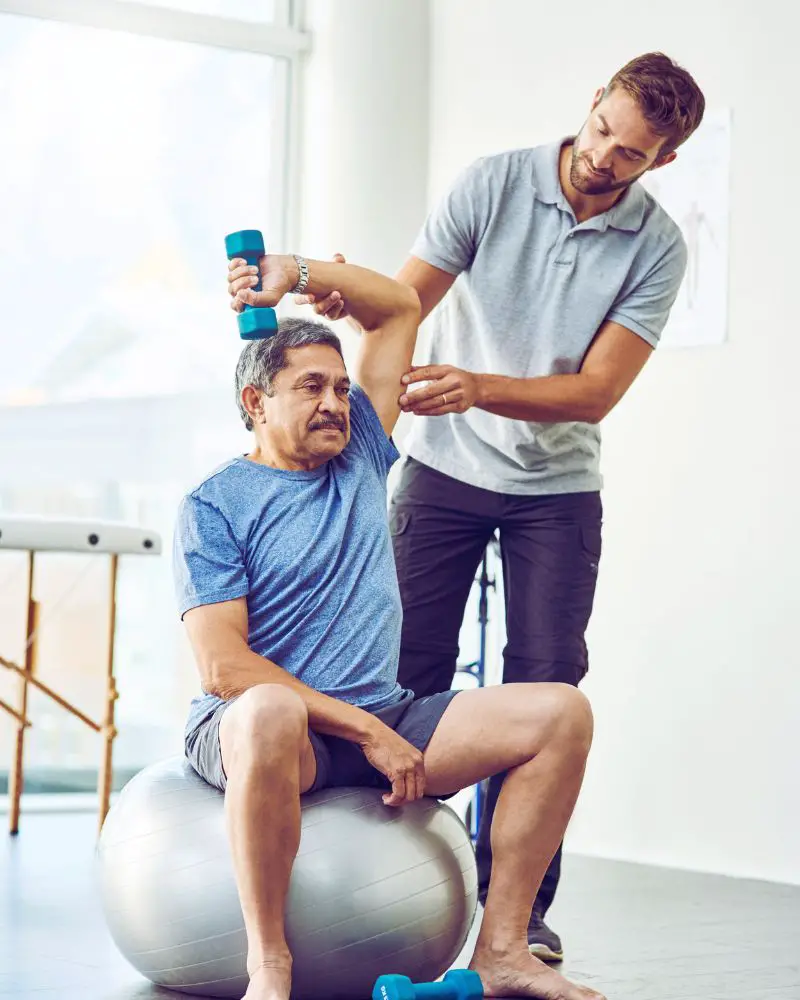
{"left": 220, "top": 684, "right": 308, "bottom": 769}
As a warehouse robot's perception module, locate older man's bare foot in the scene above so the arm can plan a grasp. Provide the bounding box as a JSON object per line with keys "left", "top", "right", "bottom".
{"left": 242, "top": 960, "right": 292, "bottom": 1000}
{"left": 470, "top": 944, "right": 606, "bottom": 1000}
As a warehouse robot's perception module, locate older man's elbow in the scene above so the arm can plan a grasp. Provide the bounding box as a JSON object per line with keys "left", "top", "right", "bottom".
{"left": 198, "top": 653, "right": 231, "bottom": 700}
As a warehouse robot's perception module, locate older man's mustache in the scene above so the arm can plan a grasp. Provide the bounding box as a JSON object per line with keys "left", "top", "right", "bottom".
{"left": 309, "top": 418, "right": 346, "bottom": 432}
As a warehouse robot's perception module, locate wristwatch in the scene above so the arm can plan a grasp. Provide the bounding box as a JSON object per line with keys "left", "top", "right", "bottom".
{"left": 291, "top": 254, "right": 310, "bottom": 295}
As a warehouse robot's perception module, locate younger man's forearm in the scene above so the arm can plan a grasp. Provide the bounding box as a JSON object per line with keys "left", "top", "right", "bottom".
{"left": 476, "top": 371, "right": 610, "bottom": 424}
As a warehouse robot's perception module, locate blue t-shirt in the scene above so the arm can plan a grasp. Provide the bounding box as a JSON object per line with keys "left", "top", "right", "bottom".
{"left": 173, "top": 385, "right": 404, "bottom": 733}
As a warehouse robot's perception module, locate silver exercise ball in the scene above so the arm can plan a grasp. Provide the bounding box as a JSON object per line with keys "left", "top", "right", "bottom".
{"left": 97, "top": 757, "right": 477, "bottom": 999}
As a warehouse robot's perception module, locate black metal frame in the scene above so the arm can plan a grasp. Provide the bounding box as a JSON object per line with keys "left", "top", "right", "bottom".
{"left": 455, "top": 534, "right": 500, "bottom": 839}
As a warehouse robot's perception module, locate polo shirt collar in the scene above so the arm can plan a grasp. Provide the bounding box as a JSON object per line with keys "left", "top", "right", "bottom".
{"left": 532, "top": 136, "right": 647, "bottom": 233}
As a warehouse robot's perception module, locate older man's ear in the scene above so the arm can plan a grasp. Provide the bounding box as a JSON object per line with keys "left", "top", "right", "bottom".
{"left": 241, "top": 386, "right": 265, "bottom": 426}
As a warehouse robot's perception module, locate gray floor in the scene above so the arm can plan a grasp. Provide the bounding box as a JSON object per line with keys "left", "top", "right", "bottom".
{"left": 2, "top": 809, "right": 799, "bottom": 1000}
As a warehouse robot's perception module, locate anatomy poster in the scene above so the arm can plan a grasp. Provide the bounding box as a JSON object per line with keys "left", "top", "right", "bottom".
{"left": 640, "top": 108, "right": 732, "bottom": 349}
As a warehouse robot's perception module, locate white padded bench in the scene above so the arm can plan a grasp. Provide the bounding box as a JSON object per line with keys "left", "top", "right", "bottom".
{"left": 0, "top": 516, "right": 162, "bottom": 835}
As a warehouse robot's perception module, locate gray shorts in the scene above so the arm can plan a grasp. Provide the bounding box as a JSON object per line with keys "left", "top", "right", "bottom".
{"left": 184, "top": 688, "right": 460, "bottom": 795}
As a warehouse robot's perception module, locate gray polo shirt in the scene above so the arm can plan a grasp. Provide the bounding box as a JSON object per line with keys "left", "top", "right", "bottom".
{"left": 406, "top": 138, "right": 687, "bottom": 495}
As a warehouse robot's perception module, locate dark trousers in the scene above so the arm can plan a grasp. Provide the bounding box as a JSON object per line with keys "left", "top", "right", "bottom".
{"left": 390, "top": 457, "right": 602, "bottom": 916}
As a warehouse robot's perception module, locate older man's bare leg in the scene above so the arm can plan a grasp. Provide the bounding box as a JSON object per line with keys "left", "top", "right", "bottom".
{"left": 218, "top": 684, "right": 318, "bottom": 1000}
{"left": 423, "top": 683, "right": 604, "bottom": 1000}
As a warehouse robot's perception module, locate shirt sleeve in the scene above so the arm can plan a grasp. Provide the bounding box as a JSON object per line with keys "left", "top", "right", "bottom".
{"left": 606, "top": 236, "right": 688, "bottom": 348}
{"left": 346, "top": 383, "right": 399, "bottom": 479}
{"left": 172, "top": 495, "right": 249, "bottom": 618}
{"left": 410, "top": 157, "right": 489, "bottom": 276}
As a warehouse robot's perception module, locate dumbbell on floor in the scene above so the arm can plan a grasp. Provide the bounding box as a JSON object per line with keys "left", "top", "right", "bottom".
{"left": 224, "top": 229, "right": 279, "bottom": 340}
{"left": 372, "top": 969, "right": 484, "bottom": 1000}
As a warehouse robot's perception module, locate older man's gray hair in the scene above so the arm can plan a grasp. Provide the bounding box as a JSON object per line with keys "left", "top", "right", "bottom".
{"left": 235, "top": 317, "right": 345, "bottom": 431}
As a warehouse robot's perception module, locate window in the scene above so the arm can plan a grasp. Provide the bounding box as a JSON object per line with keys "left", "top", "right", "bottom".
{"left": 0, "top": 3, "right": 303, "bottom": 795}
{"left": 134, "top": 0, "right": 278, "bottom": 21}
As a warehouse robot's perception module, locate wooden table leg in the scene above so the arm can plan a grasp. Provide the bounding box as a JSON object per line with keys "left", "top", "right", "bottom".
{"left": 9, "top": 552, "right": 37, "bottom": 836}
{"left": 96, "top": 554, "right": 119, "bottom": 836}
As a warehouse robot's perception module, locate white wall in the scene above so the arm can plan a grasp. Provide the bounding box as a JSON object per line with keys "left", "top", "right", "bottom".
{"left": 428, "top": 0, "right": 799, "bottom": 884}
{"left": 298, "top": 0, "right": 430, "bottom": 275}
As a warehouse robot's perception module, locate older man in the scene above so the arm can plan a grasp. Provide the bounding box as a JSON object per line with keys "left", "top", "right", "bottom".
{"left": 175, "top": 251, "right": 601, "bottom": 1000}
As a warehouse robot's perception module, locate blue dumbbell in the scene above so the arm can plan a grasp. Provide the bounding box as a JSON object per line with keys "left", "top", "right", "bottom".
{"left": 224, "top": 229, "right": 279, "bottom": 340}
{"left": 372, "top": 970, "right": 483, "bottom": 1000}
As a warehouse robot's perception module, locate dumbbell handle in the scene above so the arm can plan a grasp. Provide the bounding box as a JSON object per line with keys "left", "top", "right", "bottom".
{"left": 236, "top": 251, "right": 263, "bottom": 295}
{"left": 413, "top": 984, "right": 459, "bottom": 1000}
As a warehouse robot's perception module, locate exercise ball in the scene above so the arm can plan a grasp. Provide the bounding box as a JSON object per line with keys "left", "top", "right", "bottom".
{"left": 97, "top": 756, "right": 477, "bottom": 999}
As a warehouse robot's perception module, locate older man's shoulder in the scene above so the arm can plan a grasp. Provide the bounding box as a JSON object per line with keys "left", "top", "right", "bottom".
{"left": 182, "top": 456, "right": 261, "bottom": 508}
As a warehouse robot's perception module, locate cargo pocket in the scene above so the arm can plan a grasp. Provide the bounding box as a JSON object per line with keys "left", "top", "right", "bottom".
{"left": 389, "top": 508, "right": 410, "bottom": 537}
